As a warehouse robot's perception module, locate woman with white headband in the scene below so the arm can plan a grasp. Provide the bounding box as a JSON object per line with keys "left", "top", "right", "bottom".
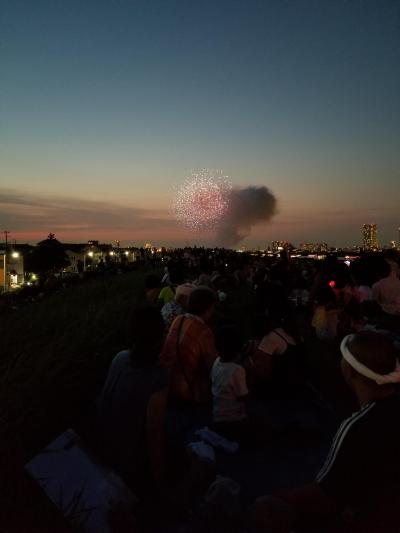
{"left": 252, "top": 331, "right": 400, "bottom": 532}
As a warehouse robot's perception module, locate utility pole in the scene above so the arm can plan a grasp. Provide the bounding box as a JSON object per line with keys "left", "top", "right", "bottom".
{"left": 2, "top": 230, "right": 10, "bottom": 292}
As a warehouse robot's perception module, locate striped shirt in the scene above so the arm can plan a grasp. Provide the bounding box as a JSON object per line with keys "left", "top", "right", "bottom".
{"left": 316, "top": 395, "right": 400, "bottom": 507}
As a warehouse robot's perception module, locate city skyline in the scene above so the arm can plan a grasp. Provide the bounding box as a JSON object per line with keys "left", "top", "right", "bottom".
{"left": 1, "top": 1, "right": 399, "bottom": 246}
{"left": 2, "top": 221, "right": 398, "bottom": 251}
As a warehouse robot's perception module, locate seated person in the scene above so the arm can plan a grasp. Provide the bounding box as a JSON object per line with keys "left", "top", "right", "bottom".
{"left": 96, "top": 305, "right": 168, "bottom": 495}
{"left": 161, "top": 283, "right": 195, "bottom": 330}
{"left": 211, "top": 325, "right": 249, "bottom": 440}
{"left": 247, "top": 316, "right": 301, "bottom": 388}
{"left": 252, "top": 331, "right": 400, "bottom": 532}
{"left": 160, "top": 286, "right": 218, "bottom": 405}
{"left": 311, "top": 282, "right": 339, "bottom": 340}
{"left": 372, "top": 255, "right": 400, "bottom": 317}
{"left": 144, "top": 274, "right": 161, "bottom": 305}
{"left": 158, "top": 284, "right": 175, "bottom": 306}
{"left": 158, "top": 267, "right": 185, "bottom": 306}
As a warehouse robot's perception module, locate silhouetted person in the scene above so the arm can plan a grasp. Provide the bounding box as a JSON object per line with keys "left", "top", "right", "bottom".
{"left": 252, "top": 331, "right": 400, "bottom": 532}
{"left": 97, "top": 305, "right": 168, "bottom": 496}
{"left": 160, "top": 286, "right": 218, "bottom": 405}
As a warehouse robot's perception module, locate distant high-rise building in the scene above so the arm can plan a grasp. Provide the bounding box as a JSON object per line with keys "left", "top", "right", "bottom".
{"left": 363, "top": 224, "right": 378, "bottom": 250}
{"left": 298, "top": 242, "right": 329, "bottom": 253}
{"left": 271, "top": 240, "right": 290, "bottom": 253}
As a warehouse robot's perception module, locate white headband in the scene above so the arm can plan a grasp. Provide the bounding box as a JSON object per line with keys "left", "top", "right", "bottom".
{"left": 340, "top": 334, "right": 400, "bottom": 386}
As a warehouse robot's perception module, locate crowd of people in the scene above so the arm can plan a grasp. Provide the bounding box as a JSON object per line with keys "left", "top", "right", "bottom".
{"left": 93, "top": 248, "right": 400, "bottom": 532}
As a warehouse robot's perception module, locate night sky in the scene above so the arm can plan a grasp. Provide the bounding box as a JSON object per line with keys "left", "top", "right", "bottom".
{"left": 1, "top": 0, "right": 399, "bottom": 247}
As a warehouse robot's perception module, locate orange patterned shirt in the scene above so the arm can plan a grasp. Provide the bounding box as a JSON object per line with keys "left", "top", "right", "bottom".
{"left": 160, "top": 314, "right": 218, "bottom": 404}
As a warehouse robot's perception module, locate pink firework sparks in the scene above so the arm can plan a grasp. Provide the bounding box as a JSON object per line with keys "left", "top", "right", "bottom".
{"left": 173, "top": 170, "right": 231, "bottom": 230}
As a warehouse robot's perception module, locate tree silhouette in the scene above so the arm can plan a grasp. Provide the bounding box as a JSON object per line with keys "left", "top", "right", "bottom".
{"left": 27, "top": 234, "right": 70, "bottom": 274}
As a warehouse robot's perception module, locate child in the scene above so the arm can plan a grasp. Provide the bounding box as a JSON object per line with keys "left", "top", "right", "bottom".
{"left": 211, "top": 325, "right": 249, "bottom": 441}
{"left": 312, "top": 282, "right": 339, "bottom": 341}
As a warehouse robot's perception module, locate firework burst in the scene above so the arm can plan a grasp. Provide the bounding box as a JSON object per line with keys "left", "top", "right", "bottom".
{"left": 173, "top": 170, "right": 232, "bottom": 230}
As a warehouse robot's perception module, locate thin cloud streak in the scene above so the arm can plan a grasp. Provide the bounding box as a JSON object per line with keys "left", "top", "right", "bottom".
{"left": 1, "top": 188, "right": 398, "bottom": 246}
{"left": 0, "top": 188, "right": 180, "bottom": 242}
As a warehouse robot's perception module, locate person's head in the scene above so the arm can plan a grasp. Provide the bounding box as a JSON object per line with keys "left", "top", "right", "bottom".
{"left": 332, "top": 263, "right": 353, "bottom": 289}
{"left": 169, "top": 266, "right": 184, "bottom": 286}
{"left": 127, "top": 304, "right": 165, "bottom": 367}
{"left": 215, "top": 324, "right": 243, "bottom": 362}
{"left": 340, "top": 331, "right": 399, "bottom": 403}
{"left": 314, "top": 282, "right": 336, "bottom": 307}
{"left": 385, "top": 256, "right": 400, "bottom": 277}
{"left": 187, "top": 286, "right": 217, "bottom": 322}
{"left": 372, "top": 256, "right": 392, "bottom": 281}
{"left": 175, "top": 283, "right": 196, "bottom": 310}
{"left": 383, "top": 249, "right": 400, "bottom": 264}
{"left": 199, "top": 260, "right": 212, "bottom": 275}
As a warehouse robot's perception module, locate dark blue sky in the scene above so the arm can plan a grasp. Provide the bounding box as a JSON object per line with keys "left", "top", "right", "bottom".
{"left": 1, "top": 0, "right": 399, "bottom": 246}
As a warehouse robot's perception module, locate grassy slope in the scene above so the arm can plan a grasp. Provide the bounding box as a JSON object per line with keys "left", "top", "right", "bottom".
{"left": 0, "top": 269, "right": 257, "bottom": 529}
{"left": 0, "top": 268, "right": 159, "bottom": 529}
{"left": 0, "top": 270, "right": 351, "bottom": 530}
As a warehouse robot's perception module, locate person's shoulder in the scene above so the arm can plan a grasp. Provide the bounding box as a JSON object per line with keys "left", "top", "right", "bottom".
{"left": 211, "top": 356, "right": 222, "bottom": 371}
{"left": 232, "top": 363, "right": 246, "bottom": 376}
{"left": 260, "top": 331, "right": 275, "bottom": 343}
{"left": 262, "top": 330, "right": 274, "bottom": 338}
{"left": 275, "top": 327, "right": 296, "bottom": 343}
{"left": 113, "top": 350, "right": 130, "bottom": 364}
{"left": 372, "top": 278, "right": 384, "bottom": 289}
{"left": 342, "top": 399, "right": 400, "bottom": 450}
{"left": 218, "top": 359, "right": 240, "bottom": 369}
{"left": 341, "top": 402, "right": 379, "bottom": 439}
{"left": 107, "top": 350, "right": 131, "bottom": 377}
{"left": 190, "top": 316, "right": 213, "bottom": 336}
{"left": 259, "top": 331, "right": 280, "bottom": 349}
{"left": 373, "top": 394, "right": 400, "bottom": 417}
{"left": 170, "top": 313, "right": 185, "bottom": 328}
{"left": 319, "top": 403, "right": 377, "bottom": 469}
{"left": 160, "top": 301, "right": 170, "bottom": 312}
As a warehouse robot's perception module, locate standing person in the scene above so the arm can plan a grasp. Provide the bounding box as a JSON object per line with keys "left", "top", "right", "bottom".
{"left": 97, "top": 305, "right": 168, "bottom": 496}
{"left": 160, "top": 286, "right": 218, "bottom": 405}
{"left": 252, "top": 331, "right": 400, "bottom": 532}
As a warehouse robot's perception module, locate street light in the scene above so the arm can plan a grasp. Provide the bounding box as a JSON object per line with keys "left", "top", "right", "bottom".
{"left": 2, "top": 230, "right": 10, "bottom": 292}
{"left": 83, "top": 251, "right": 94, "bottom": 271}
{"left": 2, "top": 251, "right": 5, "bottom": 292}
{"left": 12, "top": 252, "right": 19, "bottom": 258}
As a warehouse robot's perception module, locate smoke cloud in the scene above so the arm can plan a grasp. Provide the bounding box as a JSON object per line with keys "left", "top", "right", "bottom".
{"left": 215, "top": 186, "right": 277, "bottom": 246}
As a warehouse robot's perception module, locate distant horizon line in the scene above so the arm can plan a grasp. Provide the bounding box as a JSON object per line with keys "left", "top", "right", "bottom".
{"left": 1, "top": 238, "right": 396, "bottom": 251}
